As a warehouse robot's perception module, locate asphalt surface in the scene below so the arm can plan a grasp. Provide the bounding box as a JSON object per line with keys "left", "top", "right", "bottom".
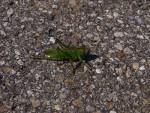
{"left": 0, "top": 0, "right": 150, "bottom": 113}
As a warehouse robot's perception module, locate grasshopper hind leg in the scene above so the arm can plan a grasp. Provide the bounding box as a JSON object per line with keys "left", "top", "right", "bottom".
{"left": 56, "top": 38, "right": 72, "bottom": 48}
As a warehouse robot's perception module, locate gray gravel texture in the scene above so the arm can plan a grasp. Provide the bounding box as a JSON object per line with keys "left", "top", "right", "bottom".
{"left": 0, "top": 0, "right": 150, "bottom": 113}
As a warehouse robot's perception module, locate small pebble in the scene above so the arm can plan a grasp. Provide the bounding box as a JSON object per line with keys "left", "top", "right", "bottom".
{"left": 37, "top": 27, "right": 43, "bottom": 32}
{"left": 131, "top": 92, "right": 137, "bottom": 97}
{"left": 114, "top": 43, "right": 123, "bottom": 50}
{"left": 137, "top": 35, "right": 144, "bottom": 39}
{"left": 139, "top": 66, "right": 145, "bottom": 71}
{"left": 140, "top": 59, "right": 146, "bottom": 63}
{"left": 128, "top": 16, "right": 134, "bottom": 21}
{"left": 0, "top": 30, "right": 6, "bottom": 37}
{"left": 124, "top": 47, "right": 133, "bottom": 54}
{"left": 110, "top": 110, "right": 117, "bottom": 113}
{"left": 117, "top": 20, "right": 124, "bottom": 24}
{"left": 0, "top": 67, "right": 16, "bottom": 75}
{"left": 0, "top": 61, "right": 5, "bottom": 65}
{"left": 59, "top": 93, "right": 67, "bottom": 99}
{"left": 49, "top": 37, "right": 56, "bottom": 44}
{"left": 93, "top": 36, "right": 100, "bottom": 42}
{"left": 97, "top": 16, "right": 103, "bottom": 20}
{"left": 0, "top": 103, "right": 8, "bottom": 112}
{"left": 148, "top": 60, "right": 150, "bottom": 65}
{"left": 79, "top": 25, "right": 83, "bottom": 29}
{"left": 27, "top": 90, "right": 33, "bottom": 96}
{"left": 84, "top": 66, "right": 88, "bottom": 72}
{"left": 147, "top": 25, "right": 150, "bottom": 28}
{"left": 35, "top": 74, "right": 40, "bottom": 80}
{"left": 93, "top": 111, "right": 102, "bottom": 113}
{"left": 21, "top": 17, "right": 28, "bottom": 22}
{"left": 117, "top": 76, "right": 122, "bottom": 82}
{"left": 31, "top": 98, "right": 41, "bottom": 108}
{"left": 15, "top": 49, "right": 21, "bottom": 56}
{"left": 90, "top": 84, "right": 96, "bottom": 90}
{"left": 113, "top": 12, "right": 119, "bottom": 18}
{"left": 126, "top": 67, "right": 131, "bottom": 78}
{"left": 132, "top": 63, "right": 139, "bottom": 70}
{"left": 86, "top": 33, "right": 93, "bottom": 38}
{"left": 7, "top": 8, "right": 14, "bottom": 16}
{"left": 17, "top": 59, "right": 24, "bottom": 65}
{"left": 135, "top": 16, "right": 144, "bottom": 25}
{"left": 114, "top": 32, "right": 124, "bottom": 37}
{"left": 91, "top": 12, "right": 96, "bottom": 17}
{"left": 52, "top": 5, "right": 58, "bottom": 9}
{"left": 21, "top": 25, "right": 25, "bottom": 29}
{"left": 54, "top": 104, "right": 62, "bottom": 111}
{"left": 3, "top": 22, "right": 8, "bottom": 27}
{"left": 69, "top": 0, "right": 76, "bottom": 6}
{"left": 107, "top": 14, "right": 113, "bottom": 19}
{"left": 115, "top": 68, "right": 122, "bottom": 75}
{"left": 72, "top": 98, "right": 83, "bottom": 107}
{"left": 96, "top": 68, "right": 101, "bottom": 74}
{"left": 98, "top": 0, "right": 103, "bottom": 3}
{"left": 86, "top": 105, "right": 95, "bottom": 112}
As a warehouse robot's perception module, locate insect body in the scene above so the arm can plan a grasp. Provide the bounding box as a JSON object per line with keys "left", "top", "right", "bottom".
{"left": 34, "top": 38, "right": 98, "bottom": 74}
{"left": 44, "top": 47, "right": 89, "bottom": 62}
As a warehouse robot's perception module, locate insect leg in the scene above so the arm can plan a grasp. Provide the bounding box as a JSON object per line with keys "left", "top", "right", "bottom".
{"left": 67, "top": 41, "right": 72, "bottom": 47}
{"left": 72, "top": 56, "right": 84, "bottom": 74}
{"left": 86, "top": 62, "right": 92, "bottom": 70}
{"left": 74, "top": 61, "right": 82, "bottom": 73}
{"left": 70, "top": 62, "right": 76, "bottom": 75}
{"left": 69, "top": 59, "right": 81, "bottom": 75}
{"left": 56, "top": 38, "right": 69, "bottom": 48}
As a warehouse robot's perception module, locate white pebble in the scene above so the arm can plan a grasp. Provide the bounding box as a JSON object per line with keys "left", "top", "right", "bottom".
{"left": 139, "top": 66, "right": 145, "bottom": 71}
{"left": 137, "top": 35, "right": 144, "bottom": 39}
{"left": 117, "top": 20, "right": 124, "bottom": 24}
{"left": 27, "top": 90, "right": 33, "bottom": 96}
{"left": 114, "top": 32, "right": 124, "bottom": 37}
{"left": 131, "top": 92, "right": 137, "bottom": 97}
{"left": 97, "top": 16, "right": 103, "bottom": 20}
{"left": 98, "top": 0, "right": 103, "bottom": 3}
{"left": 86, "top": 33, "right": 93, "bottom": 38}
{"left": 35, "top": 74, "right": 40, "bottom": 80}
{"left": 49, "top": 37, "right": 56, "bottom": 44}
{"left": 126, "top": 67, "right": 131, "bottom": 78}
{"left": 96, "top": 68, "right": 101, "bottom": 74}
{"left": 114, "top": 43, "right": 123, "bottom": 50}
{"left": 7, "top": 8, "right": 14, "bottom": 16}
{"left": 17, "top": 59, "right": 24, "bottom": 65}
{"left": 15, "top": 49, "right": 21, "bottom": 56}
{"left": 0, "top": 61, "right": 5, "bottom": 65}
{"left": 3, "top": 22, "right": 8, "bottom": 27}
{"left": 52, "top": 5, "right": 58, "bottom": 9}
{"left": 84, "top": 66, "right": 88, "bottom": 72}
{"left": 124, "top": 47, "right": 133, "bottom": 54}
{"left": 110, "top": 110, "right": 117, "bottom": 113}
{"left": 107, "top": 14, "right": 113, "bottom": 19}
{"left": 132, "top": 63, "right": 139, "bottom": 70}
{"left": 0, "top": 30, "right": 6, "bottom": 37}
{"left": 54, "top": 104, "right": 62, "bottom": 111}
{"left": 79, "top": 25, "right": 83, "bottom": 29}
{"left": 117, "top": 76, "right": 122, "bottom": 82}
{"left": 113, "top": 12, "right": 119, "bottom": 18}
{"left": 147, "top": 25, "right": 150, "bottom": 28}
{"left": 86, "top": 105, "right": 95, "bottom": 112}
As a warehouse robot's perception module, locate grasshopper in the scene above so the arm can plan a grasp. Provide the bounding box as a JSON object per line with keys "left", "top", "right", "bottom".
{"left": 34, "top": 38, "right": 98, "bottom": 74}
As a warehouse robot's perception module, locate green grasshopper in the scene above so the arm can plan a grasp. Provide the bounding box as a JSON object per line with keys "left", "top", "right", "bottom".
{"left": 34, "top": 38, "right": 98, "bottom": 74}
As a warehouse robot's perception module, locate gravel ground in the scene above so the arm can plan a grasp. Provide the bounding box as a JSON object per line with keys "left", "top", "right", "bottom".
{"left": 0, "top": 0, "right": 150, "bottom": 113}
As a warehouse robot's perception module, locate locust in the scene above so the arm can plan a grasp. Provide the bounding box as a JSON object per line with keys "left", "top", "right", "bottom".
{"left": 34, "top": 38, "right": 98, "bottom": 74}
